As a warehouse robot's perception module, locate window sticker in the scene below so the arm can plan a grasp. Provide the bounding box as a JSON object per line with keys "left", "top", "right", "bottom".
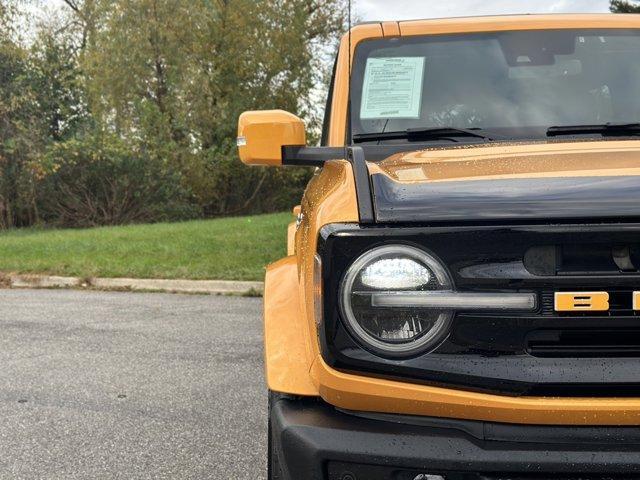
{"left": 360, "top": 57, "right": 425, "bottom": 119}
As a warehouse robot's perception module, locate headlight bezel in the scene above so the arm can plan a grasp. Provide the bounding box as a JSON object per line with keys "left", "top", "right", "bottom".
{"left": 338, "top": 244, "right": 456, "bottom": 358}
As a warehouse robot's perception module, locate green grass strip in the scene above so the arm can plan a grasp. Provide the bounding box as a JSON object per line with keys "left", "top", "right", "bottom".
{"left": 0, "top": 212, "right": 291, "bottom": 281}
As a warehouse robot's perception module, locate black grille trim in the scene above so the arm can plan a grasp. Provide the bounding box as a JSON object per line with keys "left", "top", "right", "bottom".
{"left": 318, "top": 222, "right": 640, "bottom": 397}
{"left": 527, "top": 329, "right": 640, "bottom": 358}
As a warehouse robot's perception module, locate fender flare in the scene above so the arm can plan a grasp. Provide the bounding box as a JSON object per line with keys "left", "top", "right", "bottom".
{"left": 264, "top": 256, "right": 318, "bottom": 396}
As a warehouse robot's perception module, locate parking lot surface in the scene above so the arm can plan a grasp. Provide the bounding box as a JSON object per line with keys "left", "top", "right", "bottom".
{"left": 0, "top": 289, "right": 266, "bottom": 479}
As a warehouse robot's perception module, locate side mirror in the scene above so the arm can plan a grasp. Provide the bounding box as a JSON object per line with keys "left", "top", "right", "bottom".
{"left": 237, "top": 110, "right": 306, "bottom": 166}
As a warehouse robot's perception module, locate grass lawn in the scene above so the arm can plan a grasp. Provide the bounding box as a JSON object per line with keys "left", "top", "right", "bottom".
{"left": 0, "top": 212, "right": 291, "bottom": 281}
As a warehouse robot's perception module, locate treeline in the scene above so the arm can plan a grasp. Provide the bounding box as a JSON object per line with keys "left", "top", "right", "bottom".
{"left": 0, "top": 0, "right": 345, "bottom": 228}
{"left": 611, "top": 0, "right": 640, "bottom": 12}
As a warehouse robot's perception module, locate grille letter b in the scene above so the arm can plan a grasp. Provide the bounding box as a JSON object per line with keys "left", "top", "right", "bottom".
{"left": 554, "top": 292, "right": 610, "bottom": 312}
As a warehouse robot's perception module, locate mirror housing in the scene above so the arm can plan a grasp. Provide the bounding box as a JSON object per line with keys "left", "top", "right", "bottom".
{"left": 237, "top": 110, "right": 306, "bottom": 166}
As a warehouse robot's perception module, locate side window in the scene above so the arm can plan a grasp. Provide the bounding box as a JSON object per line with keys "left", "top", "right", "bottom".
{"left": 321, "top": 58, "right": 339, "bottom": 146}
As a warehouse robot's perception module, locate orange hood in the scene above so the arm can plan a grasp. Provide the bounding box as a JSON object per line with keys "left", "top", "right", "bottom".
{"left": 370, "top": 140, "right": 640, "bottom": 184}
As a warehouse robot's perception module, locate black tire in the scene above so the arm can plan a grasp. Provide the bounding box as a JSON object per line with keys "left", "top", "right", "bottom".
{"left": 268, "top": 391, "right": 284, "bottom": 479}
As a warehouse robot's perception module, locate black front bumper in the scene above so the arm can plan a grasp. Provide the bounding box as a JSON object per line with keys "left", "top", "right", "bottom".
{"left": 271, "top": 395, "right": 640, "bottom": 479}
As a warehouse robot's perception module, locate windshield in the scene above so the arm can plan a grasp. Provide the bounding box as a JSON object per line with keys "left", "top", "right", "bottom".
{"left": 350, "top": 29, "right": 640, "bottom": 143}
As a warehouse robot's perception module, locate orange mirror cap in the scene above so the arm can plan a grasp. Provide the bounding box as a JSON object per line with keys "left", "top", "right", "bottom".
{"left": 237, "top": 110, "right": 306, "bottom": 166}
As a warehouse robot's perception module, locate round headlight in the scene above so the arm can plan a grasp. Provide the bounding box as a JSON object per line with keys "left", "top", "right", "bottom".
{"left": 339, "top": 245, "right": 453, "bottom": 357}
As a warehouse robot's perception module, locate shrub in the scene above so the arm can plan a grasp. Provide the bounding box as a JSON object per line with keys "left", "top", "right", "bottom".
{"left": 38, "top": 132, "right": 198, "bottom": 227}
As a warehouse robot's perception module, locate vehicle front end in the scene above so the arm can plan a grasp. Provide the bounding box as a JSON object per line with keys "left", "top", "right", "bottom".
{"left": 239, "top": 13, "right": 640, "bottom": 479}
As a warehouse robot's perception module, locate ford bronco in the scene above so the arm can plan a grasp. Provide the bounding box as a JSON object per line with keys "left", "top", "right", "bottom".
{"left": 237, "top": 14, "right": 640, "bottom": 479}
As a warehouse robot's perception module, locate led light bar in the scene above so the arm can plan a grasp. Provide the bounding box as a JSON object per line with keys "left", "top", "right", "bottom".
{"left": 371, "top": 291, "right": 537, "bottom": 311}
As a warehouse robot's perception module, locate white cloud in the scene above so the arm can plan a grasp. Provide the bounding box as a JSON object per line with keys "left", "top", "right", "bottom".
{"left": 355, "top": 0, "right": 612, "bottom": 22}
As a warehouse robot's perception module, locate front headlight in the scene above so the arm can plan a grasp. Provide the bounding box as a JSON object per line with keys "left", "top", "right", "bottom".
{"left": 339, "top": 245, "right": 454, "bottom": 357}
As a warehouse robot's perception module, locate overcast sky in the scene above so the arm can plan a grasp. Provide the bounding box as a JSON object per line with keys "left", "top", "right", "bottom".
{"left": 356, "top": 0, "right": 612, "bottom": 21}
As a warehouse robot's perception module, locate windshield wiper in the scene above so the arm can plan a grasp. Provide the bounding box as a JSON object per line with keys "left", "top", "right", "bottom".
{"left": 352, "top": 127, "right": 494, "bottom": 144}
{"left": 547, "top": 123, "right": 640, "bottom": 137}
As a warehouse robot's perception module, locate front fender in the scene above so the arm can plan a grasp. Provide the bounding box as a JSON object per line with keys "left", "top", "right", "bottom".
{"left": 264, "top": 256, "right": 318, "bottom": 396}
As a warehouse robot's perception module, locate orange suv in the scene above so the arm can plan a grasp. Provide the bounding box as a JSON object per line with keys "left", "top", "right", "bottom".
{"left": 239, "top": 14, "right": 640, "bottom": 479}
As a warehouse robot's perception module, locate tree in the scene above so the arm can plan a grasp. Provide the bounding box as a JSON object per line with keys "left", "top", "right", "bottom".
{"left": 59, "top": 0, "right": 99, "bottom": 51}
{"left": 0, "top": 3, "right": 97, "bottom": 229}
{"left": 0, "top": 0, "right": 348, "bottom": 228}
{"left": 611, "top": 0, "right": 640, "bottom": 12}
{"left": 0, "top": 38, "right": 46, "bottom": 228}
{"left": 30, "top": 26, "right": 90, "bottom": 141}
{"left": 74, "top": 0, "right": 347, "bottom": 216}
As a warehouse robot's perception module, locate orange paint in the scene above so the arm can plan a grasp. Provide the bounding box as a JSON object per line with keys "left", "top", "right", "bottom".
{"left": 381, "top": 21, "right": 400, "bottom": 37}
{"left": 399, "top": 13, "right": 640, "bottom": 37}
{"left": 327, "top": 24, "right": 384, "bottom": 146}
{"left": 369, "top": 140, "right": 640, "bottom": 183}
{"left": 314, "top": 358, "right": 640, "bottom": 426}
{"left": 263, "top": 257, "right": 317, "bottom": 396}
{"left": 237, "top": 110, "right": 305, "bottom": 166}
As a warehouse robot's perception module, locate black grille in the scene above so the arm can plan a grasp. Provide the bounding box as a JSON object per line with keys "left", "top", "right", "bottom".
{"left": 320, "top": 223, "right": 640, "bottom": 397}
{"left": 527, "top": 329, "right": 640, "bottom": 357}
{"left": 328, "top": 462, "right": 633, "bottom": 480}
{"left": 479, "top": 477, "right": 630, "bottom": 480}
{"left": 540, "top": 291, "right": 555, "bottom": 315}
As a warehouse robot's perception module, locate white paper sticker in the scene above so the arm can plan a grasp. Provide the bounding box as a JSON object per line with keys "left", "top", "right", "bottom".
{"left": 360, "top": 57, "right": 425, "bottom": 119}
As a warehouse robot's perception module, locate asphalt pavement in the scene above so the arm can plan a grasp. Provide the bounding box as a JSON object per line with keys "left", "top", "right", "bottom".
{"left": 0, "top": 289, "right": 266, "bottom": 479}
